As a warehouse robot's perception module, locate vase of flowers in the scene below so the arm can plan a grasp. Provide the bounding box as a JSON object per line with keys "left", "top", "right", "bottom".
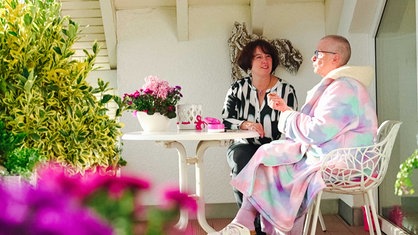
{"left": 122, "top": 75, "right": 182, "bottom": 132}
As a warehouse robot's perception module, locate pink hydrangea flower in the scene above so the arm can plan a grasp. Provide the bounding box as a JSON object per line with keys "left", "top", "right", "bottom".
{"left": 143, "top": 75, "right": 171, "bottom": 99}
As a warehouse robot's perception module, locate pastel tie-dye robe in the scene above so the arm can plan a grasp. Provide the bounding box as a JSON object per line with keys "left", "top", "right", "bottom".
{"left": 231, "top": 66, "right": 378, "bottom": 234}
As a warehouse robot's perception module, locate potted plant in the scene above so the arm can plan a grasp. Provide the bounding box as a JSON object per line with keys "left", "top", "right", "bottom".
{"left": 122, "top": 75, "right": 182, "bottom": 131}
{"left": 0, "top": 0, "right": 124, "bottom": 174}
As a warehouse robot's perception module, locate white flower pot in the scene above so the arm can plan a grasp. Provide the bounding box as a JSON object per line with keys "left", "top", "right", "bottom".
{"left": 136, "top": 111, "right": 170, "bottom": 132}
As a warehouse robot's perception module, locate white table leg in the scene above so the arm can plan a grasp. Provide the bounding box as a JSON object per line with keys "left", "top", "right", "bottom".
{"left": 159, "top": 139, "right": 231, "bottom": 233}
{"left": 195, "top": 139, "right": 232, "bottom": 233}
{"left": 159, "top": 141, "right": 189, "bottom": 230}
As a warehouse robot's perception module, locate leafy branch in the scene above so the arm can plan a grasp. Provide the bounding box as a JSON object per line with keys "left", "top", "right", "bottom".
{"left": 395, "top": 149, "right": 418, "bottom": 196}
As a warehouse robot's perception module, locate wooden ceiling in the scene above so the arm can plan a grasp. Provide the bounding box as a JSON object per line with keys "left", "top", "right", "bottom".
{"left": 60, "top": 0, "right": 323, "bottom": 70}
{"left": 61, "top": 0, "right": 116, "bottom": 70}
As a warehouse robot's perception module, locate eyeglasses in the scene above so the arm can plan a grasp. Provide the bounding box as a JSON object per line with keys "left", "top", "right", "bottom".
{"left": 313, "top": 50, "right": 337, "bottom": 58}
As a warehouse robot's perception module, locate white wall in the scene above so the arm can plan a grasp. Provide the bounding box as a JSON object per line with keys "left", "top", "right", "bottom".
{"left": 115, "top": 2, "right": 325, "bottom": 205}
{"left": 113, "top": 1, "right": 377, "bottom": 206}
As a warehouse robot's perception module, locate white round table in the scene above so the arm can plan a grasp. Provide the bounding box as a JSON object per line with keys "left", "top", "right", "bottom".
{"left": 122, "top": 130, "right": 259, "bottom": 232}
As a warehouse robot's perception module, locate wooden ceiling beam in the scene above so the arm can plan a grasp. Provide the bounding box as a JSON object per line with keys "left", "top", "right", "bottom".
{"left": 251, "top": 0, "right": 266, "bottom": 36}
{"left": 99, "top": 0, "right": 117, "bottom": 69}
{"left": 176, "top": 0, "right": 189, "bottom": 41}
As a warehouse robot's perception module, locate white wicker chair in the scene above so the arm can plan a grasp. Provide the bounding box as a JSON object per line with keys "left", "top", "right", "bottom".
{"left": 303, "top": 120, "right": 402, "bottom": 235}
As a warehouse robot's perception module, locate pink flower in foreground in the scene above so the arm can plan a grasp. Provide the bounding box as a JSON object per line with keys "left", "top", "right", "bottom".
{"left": 84, "top": 174, "right": 151, "bottom": 199}
{"left": 160, "top": 186, "right": 197, "bottom": 214}
{"left": 36, "top": 163, "right": 151, "bottom": 200}
{"left": 36, "top": 163, "right": 89, "bottom": 199}
{"left": 3, "top": 163, "right": 198, "bottom": 235}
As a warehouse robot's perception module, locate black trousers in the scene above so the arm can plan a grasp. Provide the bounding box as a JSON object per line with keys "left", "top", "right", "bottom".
{"left": 227, "top": 143, "right": 266, "bottom": 235}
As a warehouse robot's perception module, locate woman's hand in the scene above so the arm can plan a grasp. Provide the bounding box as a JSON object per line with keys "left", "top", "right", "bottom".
{"left": 267, "top": 93, "right": 291, "bottom": 112}
{"left": 241, "top": 121, "right": 264, "bottom": 138}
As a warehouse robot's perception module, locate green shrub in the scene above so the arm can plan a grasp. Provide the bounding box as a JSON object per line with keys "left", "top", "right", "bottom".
{"left": 0, "top": 0, "right": 123, "bottom": 173}
{"left": 0, "top": 120, "right": 44, "bottom": 179}
{"left": 0, "top": 120, "right": 25, "bottom": 158}
{"left": 3, "top": 147, "right": 44, "bottom": 179}
{"left": 395, "top": 149, "right": 418, "bottom": 196}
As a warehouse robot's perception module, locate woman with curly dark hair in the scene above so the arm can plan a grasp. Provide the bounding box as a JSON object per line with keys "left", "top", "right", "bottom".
{"left": 221, "top": 39, "right": 298, "bottom": 235}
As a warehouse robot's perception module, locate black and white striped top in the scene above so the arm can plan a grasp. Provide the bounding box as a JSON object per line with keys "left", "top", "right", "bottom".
{"left": 221, "top": 77, "right": 298, "bottom": 145}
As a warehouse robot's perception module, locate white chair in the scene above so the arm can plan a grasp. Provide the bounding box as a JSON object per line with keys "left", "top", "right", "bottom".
{"left": 303, "top": 120, "right": 402, "bottom": 235}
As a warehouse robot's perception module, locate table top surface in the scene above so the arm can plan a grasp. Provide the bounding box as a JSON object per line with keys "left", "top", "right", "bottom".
{"left": 122, "top": 130, "right": 259, "bottom": 141}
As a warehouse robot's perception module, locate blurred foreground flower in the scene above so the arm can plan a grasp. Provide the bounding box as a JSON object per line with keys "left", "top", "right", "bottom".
{"left": 0, "top": 163, "right": 197, "bottom": 235}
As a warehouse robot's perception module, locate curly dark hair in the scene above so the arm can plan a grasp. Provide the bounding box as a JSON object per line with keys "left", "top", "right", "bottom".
{"left": 237, "top": 39, "right": 279, "bottom": 73}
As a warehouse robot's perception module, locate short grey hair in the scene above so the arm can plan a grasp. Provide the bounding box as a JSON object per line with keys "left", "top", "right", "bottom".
{"left": 321, "top": 35, "right": 351, "bottom": 65}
